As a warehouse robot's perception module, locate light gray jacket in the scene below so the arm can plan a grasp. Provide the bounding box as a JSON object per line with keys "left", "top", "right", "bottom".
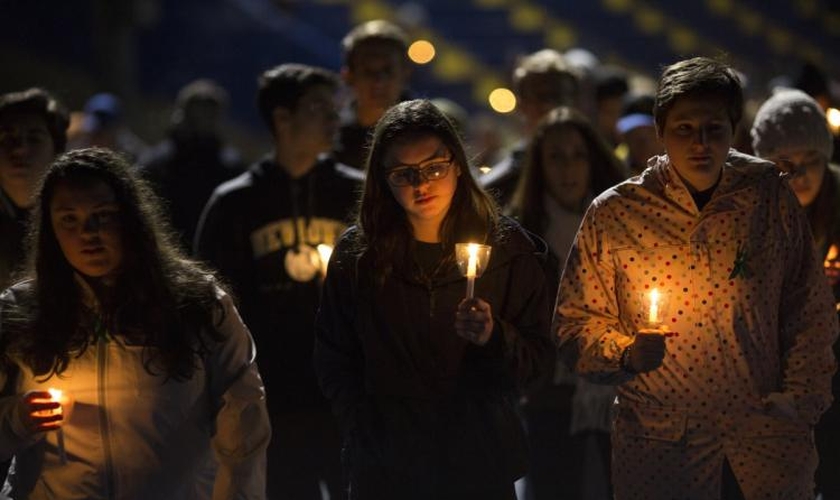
{"left": 0, "top": 282, "right": 270, "bottom": 499}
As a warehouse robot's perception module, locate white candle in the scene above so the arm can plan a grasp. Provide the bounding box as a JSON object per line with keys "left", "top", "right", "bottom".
{"left": 466, "top": 243, "right": 478, "bottom": 299}
{"left": 47, "top": 388, "right": 63, "bottom": 416}
{"left": 648, "top": 288, "right": 660, "bottom": 325}
{"left": 48, "top": 388, "right": 68, "bottom": 464}
{"left": 316, "top": 244, "right": 333, "bottom": 278}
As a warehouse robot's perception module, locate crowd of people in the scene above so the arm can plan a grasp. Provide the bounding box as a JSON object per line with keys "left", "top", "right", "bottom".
{"left": 1, "top": 16, "right": 840, "bottom": 500}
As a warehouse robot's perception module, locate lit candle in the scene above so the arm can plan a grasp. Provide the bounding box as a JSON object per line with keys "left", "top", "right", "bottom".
{"left": 648, "top": 288, "right": 660, "bottom": 325}
{"left": 47, "top": 388, "right": 64, "bottom": 416}
{"left": 824, "top": 244, "right": 839, "bottom": 268}
{"left": 466, "top": 243, "right": 478, "bottom": 299}
{"left": 47, "top": 388, "right": 68, "bottom": 464}
{"left": 316, "top": 244, "right": 333, "bottom": 278}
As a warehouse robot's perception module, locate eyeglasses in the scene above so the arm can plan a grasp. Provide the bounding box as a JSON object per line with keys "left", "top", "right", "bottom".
{"left": 386, "top": 157, "right": 454, "bottom": 187}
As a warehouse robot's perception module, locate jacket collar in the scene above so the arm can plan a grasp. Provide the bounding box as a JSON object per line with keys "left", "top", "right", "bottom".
{"left": 73, "top": 273, "right": 104, "bottom": 315}
{"left": 645, "top": 149, "right": 778, "bottom": 213}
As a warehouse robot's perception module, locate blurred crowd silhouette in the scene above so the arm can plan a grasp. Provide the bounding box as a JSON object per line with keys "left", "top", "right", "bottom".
{"left": 3, "top": 11, "right": 840, "bottom": 500}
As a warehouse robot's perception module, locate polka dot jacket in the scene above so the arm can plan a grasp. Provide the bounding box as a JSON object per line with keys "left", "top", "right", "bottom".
{"left": 555, "top": 150, "right": 839, "bottom": 499}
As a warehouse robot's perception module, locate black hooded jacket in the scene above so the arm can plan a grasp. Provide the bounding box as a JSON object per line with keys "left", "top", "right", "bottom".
{"left": 314, "top": 217, "right": 554, "bottom": 497}
{"left": 194, "top": 153, "right": 363, "bottom": 413}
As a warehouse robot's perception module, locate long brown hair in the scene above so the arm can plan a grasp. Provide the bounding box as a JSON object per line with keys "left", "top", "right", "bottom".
{"left": 509, "top": 106, "right": 626, "bottom": 233}
{"left": 355, "top": 99, "right": 498, "bottom": 280}
{"left": 1, "top": 147, "right": 225, "bottom": 380}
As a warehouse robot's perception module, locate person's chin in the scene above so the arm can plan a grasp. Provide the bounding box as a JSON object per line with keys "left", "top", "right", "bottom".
{"left": 794, "top": 190, "right": 816, "bottom": 206}
{"left": 80, "top": 258, "right": 115, "bottom": 275}
{"left": 683, "top": 156, "right": 720, "bottom": 171}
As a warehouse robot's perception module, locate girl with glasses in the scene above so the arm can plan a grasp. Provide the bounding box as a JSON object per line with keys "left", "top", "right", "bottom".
{"left": 314, "top": 99, "right": 554, "bottom": 499}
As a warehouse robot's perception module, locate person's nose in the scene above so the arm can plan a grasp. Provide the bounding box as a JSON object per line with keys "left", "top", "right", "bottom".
{"left": 789, "top": 172, "right": 808, "bottom": 188}
{"left": 372, "top": 70, "right": 393, "bottom": 83}
{"left": 81, "top": 215, "right": 101, "bottom": 235}
{"left": 3, "top": 133, "right": 27, "bottom": 157}
{"left": 409, "top": 171, "right": 431, "bottom": 188}
{"left": 693, "top": 127, "right": 709, "bottom": 147}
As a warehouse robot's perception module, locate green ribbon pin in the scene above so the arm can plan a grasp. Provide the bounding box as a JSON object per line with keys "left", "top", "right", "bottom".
{"left": 728, "top": 243, "right": 753, "bottom": 280}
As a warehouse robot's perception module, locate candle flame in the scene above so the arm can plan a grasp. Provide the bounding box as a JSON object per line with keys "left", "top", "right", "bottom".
{"left": 648, "top": 288, "right": 660, "bottom": 325}
{"left": 316, "top": 244, "right": 333, "bottom": 277}
{"left": 45, "top": 388, "right": 64, "bottom": 416}
{"left": 466, "top": 244, "right": 478, "bottom": 278}
{"left": 825, "top": 244, "right": 839, "bottom": 267}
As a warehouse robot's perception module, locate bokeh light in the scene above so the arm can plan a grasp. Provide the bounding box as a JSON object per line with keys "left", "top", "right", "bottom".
{"left": 408, "top": 40, "right": 436, "bottom": 64}
{"left": 826, "top": 108, "right": 840, "bottom": 134}
{"left": 488, "top": 88, "right": 516, "bottom": 113}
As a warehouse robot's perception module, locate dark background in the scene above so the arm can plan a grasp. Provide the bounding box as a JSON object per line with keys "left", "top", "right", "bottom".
{"left": 3, "top": 0, "right": 838, "bottom": 159}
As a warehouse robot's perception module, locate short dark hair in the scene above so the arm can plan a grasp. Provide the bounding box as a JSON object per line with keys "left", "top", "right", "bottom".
{"left": 512, "top": 49, "right": 580, "bottom": 98}
{"left": 0, "top": 88, "right": 69, "bottom": 153}
{"left": 592, "top": 65, "right": 629, "bottom": 102}
{"left": 341, "top": 19, "right": 409, "bottom": 69}
{"left": 653, "top": 57, "right": 743, "bottom": 132}
{"left": 256, "top": 63, "right": 338, "bottom": 134}
{"left": 177, "top": 78, "right": 229, "bottom": 110}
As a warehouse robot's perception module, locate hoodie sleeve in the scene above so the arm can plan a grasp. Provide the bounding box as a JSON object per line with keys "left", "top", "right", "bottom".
{"left": 554, "top": 200, "right": 636, "bottom": 385}
{"left": 0, "top": 288, "right": 43, "bottom": 463}
{"left": 193, "top": 185, "right": 251, "bottom": 296}
{"left": 488, "top": 237, "right": 556, "bottom": 392}
{"left": 207, "top": 290, "right": 271, "bottom": 500}
{"left": 775, "top": 182, "right": 838, "bottom": 425}
{"left": 0, "top": 373, "right": 40, "bottom": 464}
{"left": 313, "top": 235, "right": 366, "bottom": 435}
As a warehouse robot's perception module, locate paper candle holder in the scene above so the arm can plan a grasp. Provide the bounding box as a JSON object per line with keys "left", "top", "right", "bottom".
{"left": 639, "top": 288, "right": 670, "bottom": 330}
{"left": 455, "top": 243, "right": 492, "bottom": 299}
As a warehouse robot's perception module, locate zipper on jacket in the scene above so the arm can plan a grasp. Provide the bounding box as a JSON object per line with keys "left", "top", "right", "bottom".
{"left": 96, "top": 336, "right": 116, "bottom": 498}
{"left": 426, "top": 281, "right": 435, "bottom": 320}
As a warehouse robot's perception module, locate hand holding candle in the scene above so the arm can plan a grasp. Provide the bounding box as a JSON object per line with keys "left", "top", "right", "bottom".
{"left": 455, "top": 297, "right": 494, "bottom": 345}
{"left": 47, "top": 389, "right": 70, "bottom": 465}
{"left": 22, "top": 389, "right": 72, "bottom": 463}
{"left": 624, "top": 333, "right": 666, "bottom": 373}
{"left": 22, "top": 390, "right": 63, "bottom": 432}
{"left": 624, "top": 287, "right": 671, "bottom": 373}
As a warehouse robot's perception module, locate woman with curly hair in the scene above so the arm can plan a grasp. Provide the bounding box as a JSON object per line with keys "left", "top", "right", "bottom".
{"left": 0, "top": 147, "right": 269, "bottom": 499}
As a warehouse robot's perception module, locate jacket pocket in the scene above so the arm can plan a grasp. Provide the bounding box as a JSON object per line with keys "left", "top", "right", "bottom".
{"left": 614, "top": 404, "right": 687, "bottom": 443}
